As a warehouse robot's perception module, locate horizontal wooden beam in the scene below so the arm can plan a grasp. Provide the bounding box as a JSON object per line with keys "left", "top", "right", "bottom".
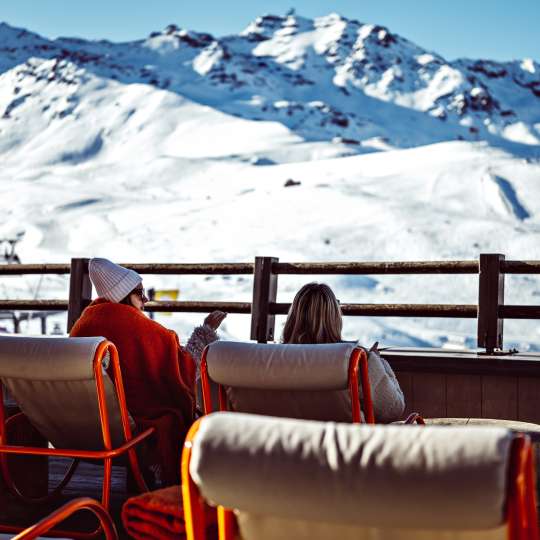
{"left": 0, "top": 300, "right": 69, "bottom": 310}
{"left": 271, "top": 303, "right": 478, "bottom": 317}
{"left": 2, "top": 259, "right": 540, "bottom": 277}
{"left": 8, "top": 301, "right": 540, "bottom": 322}
{"left": 0, "top": 301, "right": 480, "bottom": 318}
{"left": 0, "top": 264, "right": 71, "bottom": 275}
{"left": 121, "top": 263, "right": 254, "bottom": 275}
{"left": 500, "top": 305, "right": 540, "bottom": 319}
{"left": 0, "top": 301, "right": 251, "bottom": 318}
{"left": 0, "top": 263, "right": 255, "bottom": 276}
{"left": 502, "top": 261, "right": 540, "bottom": 274}
{"left": 273, "top": 261, "right": 479, "bottom": 275}
{"left": 0, "top": 300, "right": 251, "bottom": 314}
{"left": 144, "top": 301, "right": 251, "bottom": 314}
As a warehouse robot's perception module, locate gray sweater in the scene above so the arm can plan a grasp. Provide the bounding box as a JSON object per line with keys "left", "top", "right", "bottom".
{"left": 185, "top": 323, "right": 219, "bottom": 368}
{"left": 185, "top": 324, "right": 219, "bottom": 412}
{"left": 365, "top": 350, "right": 405, "bottom": 423}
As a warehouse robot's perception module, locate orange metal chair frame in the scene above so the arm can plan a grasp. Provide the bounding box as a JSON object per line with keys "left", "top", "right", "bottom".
{"left": 0, "top": 340, "right": 154, "bottom": 539}
{"left": 182, "top": 420, "right": 539, "bottom": 540}
{"left": 507, "top": 435, "right": 539, "bottom": 540}
{"left": 200, "top": 345, "right": 374, "bottom": 424}
{"left": 13, "top": 497, "right": 118, "bottom": 540}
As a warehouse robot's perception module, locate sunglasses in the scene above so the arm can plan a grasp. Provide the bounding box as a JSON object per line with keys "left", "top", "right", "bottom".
{"left": 132, "top": 287, "right": 147, "bottom": 299}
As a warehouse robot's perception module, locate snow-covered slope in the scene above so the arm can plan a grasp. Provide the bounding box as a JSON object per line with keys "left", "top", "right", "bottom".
{"left": 0, "top": 14, "right": 539, "bottom": 349}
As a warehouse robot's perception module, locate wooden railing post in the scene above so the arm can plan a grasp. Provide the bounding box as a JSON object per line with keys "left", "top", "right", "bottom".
{"left": 250, "top": 256, "right": 279, "bottom": 343}
{"left": 12, "top": 314, "right": 20, "bottom": 334}
{"left": 477, "top": 253, "right": 505, "bottom": 353}
{"left": 40, "top": 315, "right": 47, "bottom": 335}
{"left": 67, "top": 258, "right": 92, "bottom": 332}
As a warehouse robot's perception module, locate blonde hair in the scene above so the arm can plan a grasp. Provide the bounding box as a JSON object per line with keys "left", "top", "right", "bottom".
{"left": 282, "top": 283, "right": 343, "bottom": 344}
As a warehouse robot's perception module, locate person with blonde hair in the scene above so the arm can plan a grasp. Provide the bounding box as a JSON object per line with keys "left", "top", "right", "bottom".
{"left": 282, "top": 282, "right": 405, "bottom": 423}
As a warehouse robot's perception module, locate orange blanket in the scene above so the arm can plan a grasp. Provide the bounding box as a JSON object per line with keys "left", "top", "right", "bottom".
{"left": 121, "top": 486, "right": 217, "bottom": 540}
{"left": 70, "top": 298, "right": 196, "bottom": 485}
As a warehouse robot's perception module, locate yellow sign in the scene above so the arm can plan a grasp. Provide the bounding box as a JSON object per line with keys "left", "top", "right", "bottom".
{"left": 154, "top": 289, "right": 179, "bottom": 316}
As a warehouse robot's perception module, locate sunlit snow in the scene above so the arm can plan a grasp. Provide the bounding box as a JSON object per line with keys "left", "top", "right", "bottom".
{"left": 0, "top": 14, "right": 539, "bottom": 350}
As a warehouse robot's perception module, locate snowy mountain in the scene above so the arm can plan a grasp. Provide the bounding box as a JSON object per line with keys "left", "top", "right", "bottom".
{"left": 0, "top": 13, "right": 539, "bottom": 157}
{"left": 0, "top": 13, "right": 540, "bottom": 349}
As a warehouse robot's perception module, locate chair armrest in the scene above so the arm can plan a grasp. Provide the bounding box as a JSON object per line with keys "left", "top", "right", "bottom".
{"left": 13, "top": 497, "right": 118, "bottom": 539}
{"left": 0, "top": 427, "right": 156, "bottom": 459}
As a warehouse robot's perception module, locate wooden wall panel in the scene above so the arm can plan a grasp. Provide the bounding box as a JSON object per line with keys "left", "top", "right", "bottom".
{"left": 412, "top": 374, "right": 446, "bottom": 418}
{"left": 390, "top": 356, "right": 540, "bottom": 424}
{"left": 481, "top": 375, "right": 518, "bottom": 419}
{"left": 518, "top": 377, "right": 540, "bottom": 423}
{"left": 446, "top": 374, "right": 482, "bottom": 418}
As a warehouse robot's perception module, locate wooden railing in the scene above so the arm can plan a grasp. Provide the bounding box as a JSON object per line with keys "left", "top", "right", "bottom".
{"left": 1, "top": 254, "right": 540, "bottom": 353}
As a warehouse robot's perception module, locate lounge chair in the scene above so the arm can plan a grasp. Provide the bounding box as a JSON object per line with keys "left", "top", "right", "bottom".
{"left": 183, "top": 412, "right": 538, "bottom": 540}
{"left": 0, "top": 335, "right": 154, "bottom": 538}
{"left": 200, "top": 341, "right": 374, "bottom": 423}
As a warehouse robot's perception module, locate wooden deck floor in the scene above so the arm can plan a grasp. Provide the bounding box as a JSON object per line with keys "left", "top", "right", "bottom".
{"left": 0, "top": 457, "right": 135, "bottom": 538}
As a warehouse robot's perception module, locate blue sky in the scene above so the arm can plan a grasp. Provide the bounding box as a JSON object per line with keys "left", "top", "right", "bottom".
{"left": 2, "top": 0, "right": 539, "bottom": 62}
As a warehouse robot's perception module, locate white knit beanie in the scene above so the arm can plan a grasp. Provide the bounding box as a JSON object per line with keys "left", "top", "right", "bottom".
{"left": 88, "top": 258, "right": 142, "bottom": 303}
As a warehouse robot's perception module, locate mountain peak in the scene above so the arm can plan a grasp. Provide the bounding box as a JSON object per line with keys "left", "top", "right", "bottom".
{"left": 241, "top": 13, "right": 287, "bottom": 40}
{"left": 0, "top": 13, "right": 538, "bottom": 150}
{"left": 146, "top": 24, "right": 215, "bottom": 48}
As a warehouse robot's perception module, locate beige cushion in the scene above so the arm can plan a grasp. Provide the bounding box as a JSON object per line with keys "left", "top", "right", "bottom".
{"left": 236, "top": 513, "right": 506, "bottom": 540}
{"left": 190, "top": 413, "right": 512, "bottom": 531}
{"left": 206, "top": 341, "right": 358, "bottom": 421}
{"left": 225, "top": 387, "right": 354, "bottom": 422}
{"left": 206, "top": 342, "right": 356, "bottom": 390}
{"left": 0, "top": 335, "right": 125, "bottom": 450}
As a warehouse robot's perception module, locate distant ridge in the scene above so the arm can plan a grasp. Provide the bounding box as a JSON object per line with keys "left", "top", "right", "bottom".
{"left": 0, "top": 12, "right": 539, "bottom": 159}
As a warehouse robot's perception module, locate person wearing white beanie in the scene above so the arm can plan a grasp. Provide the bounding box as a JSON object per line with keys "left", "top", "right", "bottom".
{"left": 70, "top": 257, "right": 226, "bottom": 486}
{"left": 87, "top": 257, "right": 226, "bottom": 359}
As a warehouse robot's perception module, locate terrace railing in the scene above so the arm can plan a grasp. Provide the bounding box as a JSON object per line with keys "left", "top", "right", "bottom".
{"left": 1, "top": 254, "right": 540, "bottom": 354}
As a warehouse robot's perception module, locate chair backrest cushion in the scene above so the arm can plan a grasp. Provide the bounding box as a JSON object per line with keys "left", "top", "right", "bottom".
{"left": 206, "top": 341, "right": 355, "bottom": 389}
{"left": 206, "top": 341, "right": 357, "bottom": 420}
{"left": 0, "top": 335, "right": 125, "bottom": 450}
{"left": 225, "top": 387, "right": 353, "bottom": 422}
{"left": 190, "top": 413, "right": 513, "bottom": 532}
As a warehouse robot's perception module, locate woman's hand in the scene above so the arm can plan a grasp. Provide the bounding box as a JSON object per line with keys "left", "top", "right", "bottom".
{"left": 204, "top": 311, "right": 227, "bottom": 330}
